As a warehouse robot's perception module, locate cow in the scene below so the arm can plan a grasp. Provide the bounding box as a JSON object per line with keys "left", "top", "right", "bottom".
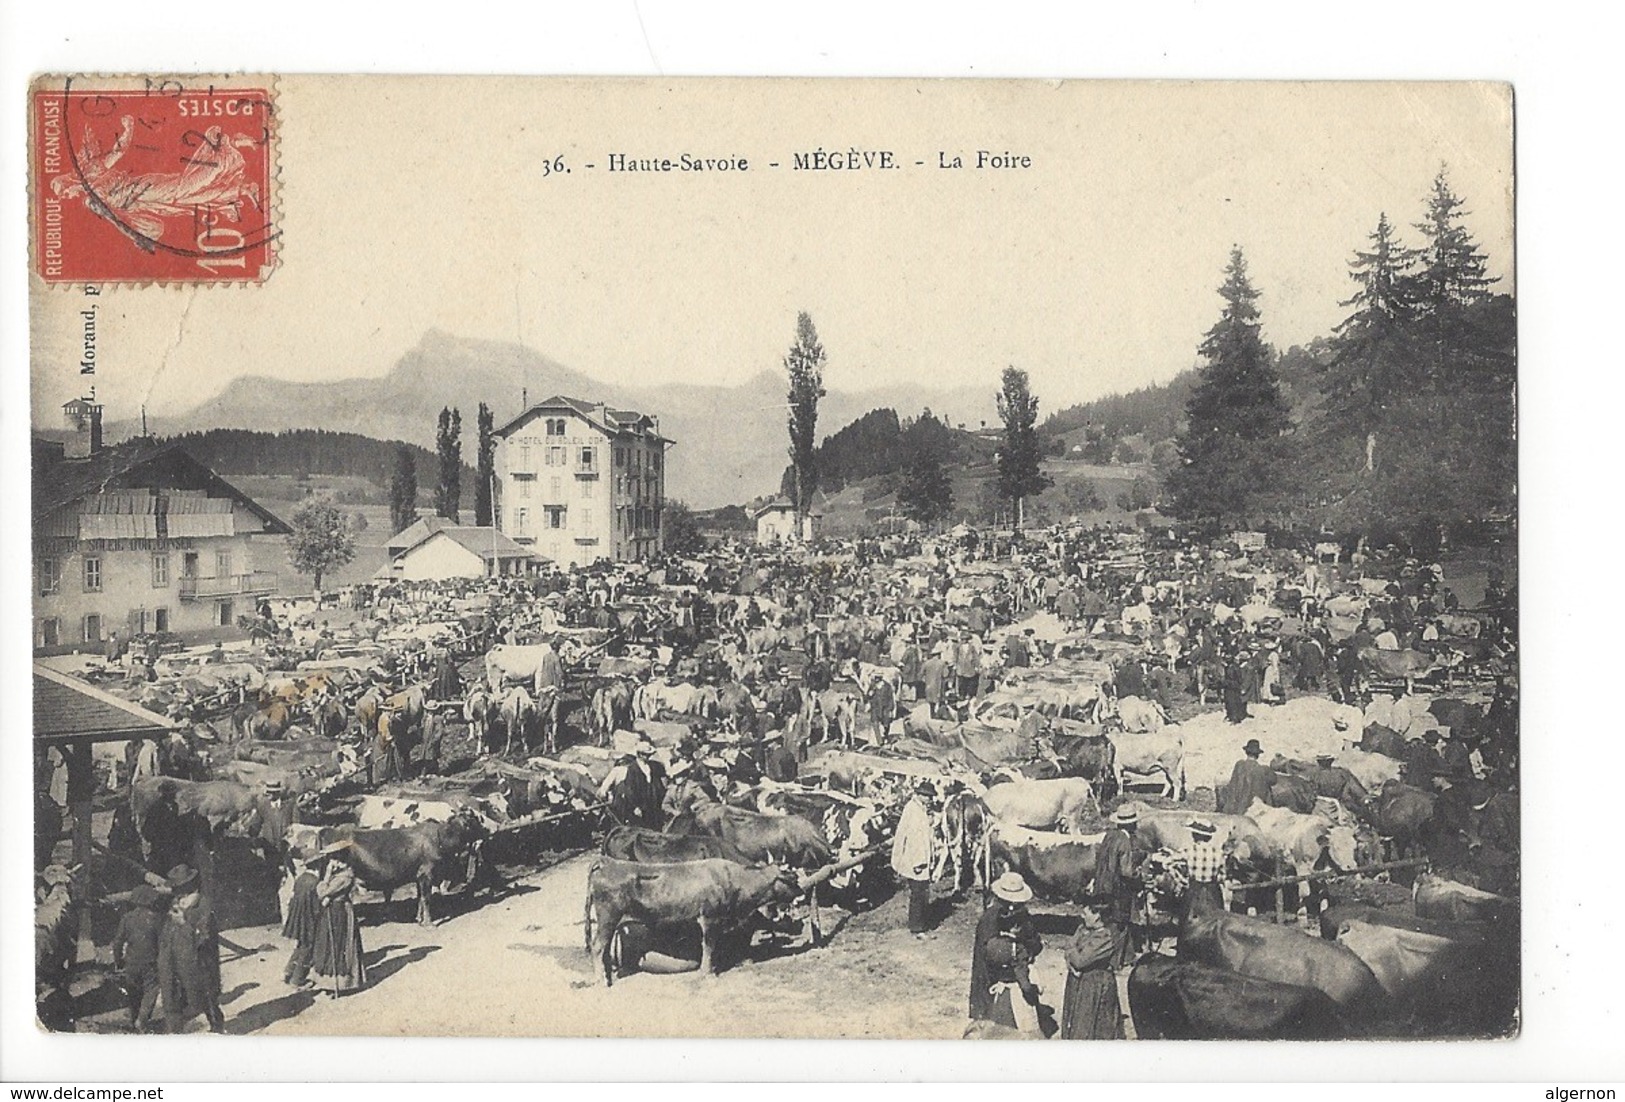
{"left": 1105, "top": 694, "right": 1168, "bottom": 734}
{"left": 584, "top": 857, "right": 803, "bottom": 984}
{"left": 939, "top": 786, "right": 990, "bottom": 892}
{"left": 1359, "top": 647, "right": 1454, "bottom": 692}
{"left": 327, "top": 810, "right": 487, "bottom": 925}
{"left": 1244, "top": 799, "right": 1359, "bottom": 870}
{"left": 1265, "top": 773, "right": 1319, "bottom": 814}
{"left": 1361, "top": 780, "right": 1436, "bottom": 859}
{"left": 668, "top": 802, "right": 833, "bottom": 869}
{"left": 982, "top": 777, "right": 1098, "bottom": 834}
{"left": 590, "top": 680, "right": 635, "bottom": 747}
{"left": 988, "top": 821, "right": 1101, "bottom": 902}
{"left": 634, "top": 680, "right": 720, "bottom": 722}
{"left": 238, "top": 698, "right": 296, "bottom": 741}
{"left": 1130, "top": 804, "right": 1278, "bottom": 862}
{"left": 843, "top": 660, "right": 903, "bottom": 698}
{"left": 485, "top": 643, "right": 562, "bottom": 690}
{"left": 131, "top": 776, "right": 261, "bottom": 837}
{"left": 755, "top": 785, "right": 889, "bottom": 896}
{"left": 1046, "top": 730, "right": 1118, "bottom": 799}
{"left": 463, "top": 685, "right": 498, "bottom": 748}
{"left": 1106, "top": 728, "right": 1186, "bottom": 801}
{"left": 602, "top": 825, "right": 739, "bottom": 863}
{"left": 1413, "top": 872, "right": 1512, "bottom": 923}
{"left": 495, "top": 685, "right": 536, "bottom": 755}
{"left": 1179, "top": 909, "right": 1387, "bottom": 1010}
{"left": 1128, "top": 955, "right": 1351, "bottom": 1040}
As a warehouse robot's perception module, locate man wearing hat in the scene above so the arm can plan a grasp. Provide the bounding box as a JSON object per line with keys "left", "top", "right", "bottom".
{"left": 890, "top": 781, "right": 938, "bottom": 936}
{"left": 600, "top": 732, "right": 666, "bottom": 828}
{"left": 156, "top": 864, "right": 223, "bottom": 1033}
{"left": 1095, "top": 805, "right": 1143, "bottom": 968}
{"left": 256, "top": 779, "right": 301, "bottom": 869}
{"left": 969, "top": 872, "right": 1047, "bottom": 1035}
{"left": 1180, "top": 820, "right": 1226, "bottom": 921}
{"left": 660, "top": 757, "right": 717, "bottom": 826}
{"left": 1305, "top": 752, "right": 1368, "bottom": 806}
{"left": 112, "top": 884, "right": 165, "bottom": 1032}
{"left": 1218, "top": 739, "right": 1274, "bottom": 815}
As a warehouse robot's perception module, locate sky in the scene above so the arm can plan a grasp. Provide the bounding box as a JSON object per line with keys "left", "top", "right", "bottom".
{"left": 31, "top": 78, "right": 1513, "bottom": 426}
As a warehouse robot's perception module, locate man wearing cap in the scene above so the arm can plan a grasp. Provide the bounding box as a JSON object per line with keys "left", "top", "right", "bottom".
{"left": 1180, "top": 820, "right": 1226, "bottom": 921}
{"left": 1218, "top": 739, "right": 1274, "bottom": 815}
{"left": 890, "top": 782, "right": 938, "bottom": 936}
{"left": 156, "top": 864, "right": 223, "bottom": 1033}
{"left": 1095, "top": 805, "right": 1143, "bottom": 968}
{"left": 112, "top": 884, "right": 165, "bottom": 1032}
{"left": 969, "top": 872, "right": 1047, "bottom": 1035}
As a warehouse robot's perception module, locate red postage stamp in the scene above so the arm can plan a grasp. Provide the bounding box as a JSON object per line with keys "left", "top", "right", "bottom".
{"left": 31, "top": 76, "right": 277, "bottom": 284}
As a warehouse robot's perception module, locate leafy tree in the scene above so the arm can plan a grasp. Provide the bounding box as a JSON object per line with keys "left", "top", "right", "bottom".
{"left": 784, "top": 312, "right": 828, "bottom": 516}
{"left": 435, "top": 407, "right": 462, "bottom": 520}
{"left": 1064, "top": 479, "right": 1105, "bottom": 515}
{"left": 286, "top": 498, "right": 356, "bottom": 595}
{"left": 474, "top": 402, "right": 496, "bottom": 526}
{"left": 389, "top": 444, "right": 418, "bottom": 535}
{"left": 1166, "top": 247, "right": 1292, "bottom": 525}
{"left": 994, "top": 367, "right": 1052, "bottom": 528}
{"left": 662, "top": 500, "right": 705, "bottom": 555}
{"left": 896, "top": 411, "right": 954, "bottom": 525}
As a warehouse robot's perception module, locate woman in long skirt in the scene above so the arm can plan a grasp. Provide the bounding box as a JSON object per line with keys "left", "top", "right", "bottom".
{"left": 311, "top": 842, "right": 366, "bottom": 996}
{"left": 1060, "top": 905, "right": 1125, "bottom": 1039}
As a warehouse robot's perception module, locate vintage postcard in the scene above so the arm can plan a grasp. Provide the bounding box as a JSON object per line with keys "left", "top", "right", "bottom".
{"left": 28, "top": 76, "right": 1516, "bottom": 1041}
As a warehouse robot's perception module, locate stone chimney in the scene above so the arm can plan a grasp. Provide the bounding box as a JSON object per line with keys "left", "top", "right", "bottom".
{"left": 62, "top": 397, "right": 103, "bottom": 459}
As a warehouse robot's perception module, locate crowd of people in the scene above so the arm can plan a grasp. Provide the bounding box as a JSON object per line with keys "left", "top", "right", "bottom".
{"left": 37, "top": 519, "right": 1518, "bottom": 1037}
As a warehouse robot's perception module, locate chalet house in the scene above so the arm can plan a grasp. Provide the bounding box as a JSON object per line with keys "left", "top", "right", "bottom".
{"left": 754, "top": 497, "right": 823, "bottom": 545}
{"left": 381, "top": 523, "right": 541, "bottom": 582}
{"left": 492, "top": 396, "right": 672, "bottom": 569}
{"left": 33, "top": 401, "right": 290, "bottom": 653}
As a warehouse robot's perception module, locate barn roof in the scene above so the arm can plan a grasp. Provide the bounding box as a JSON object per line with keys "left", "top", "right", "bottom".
{"left": 34, "top": 664, "right": 177, "bottom": 743}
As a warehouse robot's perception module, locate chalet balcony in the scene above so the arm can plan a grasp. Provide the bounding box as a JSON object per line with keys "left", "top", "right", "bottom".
{"left": 178, "top": 571, "right": 279, "bottom": 601}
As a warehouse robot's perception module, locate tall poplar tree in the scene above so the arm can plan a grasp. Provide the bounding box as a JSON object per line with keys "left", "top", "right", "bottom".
{"left": 784, "top": 312, "right": 827, "bottom": 517}
{"left": 474, "top": 402, "right": 496, "bottom": 526}
{"left": 389, "top": 444, "right": 418, "bottom": 535}
{"left": 1167, "top": 246, "right": 1292, "bottom": 525}
{"left": 435, "top": 406, "right": 462, "bottom": 520}
{"left": 994, "top": 367, "right": 1052, "bottom": 529}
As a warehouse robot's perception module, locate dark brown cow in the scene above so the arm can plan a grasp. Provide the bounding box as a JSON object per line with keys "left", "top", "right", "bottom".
{"left": 988, "top": 822, "right": 1099, "bottom": 902}
{"left": 1047, "top": 730, "right": 1119, "bottom": 799}
{"left": 583, "top": 857, "right": 801, "bottom": 984}
{"left": 1129, "top": 955, "right": 1351, "bottom": 1040}
{"left": 667, "top": 803, "right": 832, "bottom": 869}
{"left": 602, "top": 825, "right": 739, "bottom": 864}
{"left": 326, "top": 810, "right": 485, "bottom": 925}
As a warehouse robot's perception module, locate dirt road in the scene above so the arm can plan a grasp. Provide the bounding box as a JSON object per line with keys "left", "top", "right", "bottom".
{"left": 178, "top": 853, "right": 1088, "bottom": 1039}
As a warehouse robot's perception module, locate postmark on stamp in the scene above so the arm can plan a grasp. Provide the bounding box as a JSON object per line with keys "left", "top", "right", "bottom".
{"left": 31, "top": 75, "right": 278, "bottom": 284}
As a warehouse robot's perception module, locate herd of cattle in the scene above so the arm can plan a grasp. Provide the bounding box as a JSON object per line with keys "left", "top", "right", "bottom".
{"left": 55, "top": 524, "right": 1518, "bottom": 1038}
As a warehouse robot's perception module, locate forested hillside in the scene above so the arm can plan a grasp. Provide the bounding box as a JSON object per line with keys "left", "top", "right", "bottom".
{"left": 162, "top": 429, "right": 476, "bottom": 494}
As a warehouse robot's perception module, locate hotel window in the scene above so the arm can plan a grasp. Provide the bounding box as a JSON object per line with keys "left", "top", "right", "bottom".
{"left": 651, "top": 451, "right": 661, "bottom": 473}
{"left": 546, "top": 418, "right": 566, "bottom": 436}
{"left": 519, "top": 444, "right": 532, "bottom": 468}
{"left": 550, "top": 476, "right": 561, "bottom": 498}
{"left": 154, "top": 607, "right": 170, "bottom": 633}
{"left": 38, "top": 557, "right": 61, "bottom": 596}
{"left": 514, "top": 507, "right": 529, "bottom": 532}
{"left": 616, "top": 447, "right": 627, "bottom": 467}
{"left": 546, "top": 506, "right": 567, "bottom": 529}
{"left": 579, "top": 446, "right": 596, "bottom": 471}
{"left": 82, "top": 556, "right": 102, "bottom": 593}
{"left": 152, "top": 554, "right": 170, "bottom": 587}
{"left": 519, "top": 479, "right": 532, "bottom": 499}
{"left": 581, "top": 507, "right": 592, "bottom": 528}
{"left": 39, "top": 618, "right": 60, "bottom": 648}
{"left": 547, "top": 446, "right": 565, "bottom": 467}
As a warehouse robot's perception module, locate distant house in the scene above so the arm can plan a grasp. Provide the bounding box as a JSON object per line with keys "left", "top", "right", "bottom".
{"left": 493, "top": 395, "right": 672, "bottom": 569}
{"left": 33, "top": 401, "right": 290, "bottom": 653}
{"left": 382, "top": 524, "right": 542, "bottom": 582}
{"left": 755, "top": 497, "right": 822, "bottom": 545}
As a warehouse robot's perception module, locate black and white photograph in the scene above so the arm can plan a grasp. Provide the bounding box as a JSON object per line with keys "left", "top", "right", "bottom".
{"left": 23, "top": 75, "right": 1519, "bottom": 1047}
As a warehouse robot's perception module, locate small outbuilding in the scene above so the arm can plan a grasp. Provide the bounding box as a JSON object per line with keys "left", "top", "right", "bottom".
{"left": 384, "top": 524, "right": 543, "bottom": 581}
{"left": 754, "top": 497, "right": 822, "bottom": 545}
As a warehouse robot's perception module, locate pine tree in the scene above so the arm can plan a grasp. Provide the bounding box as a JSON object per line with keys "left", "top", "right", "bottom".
{"left": 784, "top": 312, "right": 828, "bottom": 516}
{"left": 995, "top": 367, "right": 1052, "bottom": 528}
{"left": 475, "top": 402, "right": 496, "bottom": 527}
{"left": 1324, "top": 212, "right": 1420, "bottom": 473}
{"left": 1167, "top": 246, "right": 1292, "bottom": 525}
{"left": 389, "top": 444, "right": 418, "bottom": 535}
{"left": 896, "top": 410, "right": 954, "bottom": 525}
{"left": 435, "top": 407, "right": 462, "bottom": 520}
